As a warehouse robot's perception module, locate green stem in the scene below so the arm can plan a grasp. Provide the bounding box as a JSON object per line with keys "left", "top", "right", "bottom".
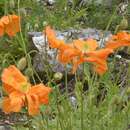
{"left": 105, "top": 6, "right": 118, "bottom": 31}
{"left": 4, "top": 0, "right": 8, "bottom": 15}
{"left": 65, "top": 65, "right": 68, "bottom": 95}
{"left": 81, "top": 63, "right": 85, "bottom": 130}
{"left": 56, "top": 88, "right": 64, "bottom": 130}
{"left": 27, "top": 115, "right": 33, "bottom": 130}
{"left": 81, "top": 90, "right": 84, "bottom": 130}
{"left": 41, "top": 112, "right": 46, "bottom": 130}
{"left": 100, "top": 6, "right": 118, "bottom": 46}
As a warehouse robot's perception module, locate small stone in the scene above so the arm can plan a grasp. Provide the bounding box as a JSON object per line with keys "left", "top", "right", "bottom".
{"left": 0, "top": 126, "right": 5, "bottom": 130}
{"left": 69, "top": 96, "right": 77, "bottom": 108}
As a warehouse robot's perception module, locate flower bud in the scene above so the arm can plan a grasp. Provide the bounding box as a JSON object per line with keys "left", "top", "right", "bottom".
{"left": 119, "top": 17, "right": 128, "bottom": 30}
{"left": 43, "top": 21, "right": 48, "bottom": 26}
{"left": 126, "top": 87, "right": 130, "bottom": 95}
{"left": 34, "top": 23, "right": 39, "bottom": 29}
{"left": 17, "top": 57, "right": 27, "bottom": 71}
{"left": 53, "top": 72, "right": 63, "bottom": 81}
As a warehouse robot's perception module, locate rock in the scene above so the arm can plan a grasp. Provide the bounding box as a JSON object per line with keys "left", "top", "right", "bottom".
{"left": 0, "top": 126, "right": 5, "bottom": 130}
{"left": 0, "top": 126, "right": 11, "bottom": 130}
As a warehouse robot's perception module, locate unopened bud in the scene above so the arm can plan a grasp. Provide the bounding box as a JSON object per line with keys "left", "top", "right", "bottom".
{"left": 19, "top": 8, "right": 27, "bottom": 17}
{"left": 53, "top": 72, "right": 63, "bottom": 81}
{"left": 17, "top": 57, "right": 27, "bottom": 70}
{"left": 34, "top": 23, "right": 39, "bottom": 29}
{"left": 119, "top": 17, "right": 128, "bottom": 30}
{"left": 43, "top": 21, "right": 48, "bottom": 26}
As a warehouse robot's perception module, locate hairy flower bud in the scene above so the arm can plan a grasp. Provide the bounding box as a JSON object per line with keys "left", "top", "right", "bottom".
{"left": 17, "top": 57, "right": 27, "bottom": 71}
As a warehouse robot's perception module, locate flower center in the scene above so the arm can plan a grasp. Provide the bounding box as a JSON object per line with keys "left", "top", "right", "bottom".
{"left": 81, "top": 43, "right": 89, "bottom": 53}
{"left": 20, "top": 82, "right": 31, "bottom": 93}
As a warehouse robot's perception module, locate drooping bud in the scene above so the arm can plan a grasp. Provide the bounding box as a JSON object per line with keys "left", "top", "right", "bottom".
{"left": 17, "top": 57, "right": 27, "bottom": 71}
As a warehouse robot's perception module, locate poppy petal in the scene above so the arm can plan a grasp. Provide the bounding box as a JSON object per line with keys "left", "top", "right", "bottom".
{"left": 3, "top": 83, "right": 16, "bottom": 94}
{"left": 112, "top": 31, "right": 130, "bottom": 41}
{"left": 2, "top": 91, "right": 24, "bottom": 113}
{"left": 9, "top": 92, "right": 24, "bottom": 112}
{"left": 29, "top": 84, "right": 52, "bottom": 104}
{"left": 1, "top": 65, "right": 28, "bottom": 92}
{"left": 0, "top": 16, "right": 10, "bottom": 25}
{"left": 105, "top": 40, "right": 130, "bottom": 50}
{"left": 45, "top": 26, "right": 63, "bottom": 48}
{"left": 26, "top": 94, "right": 40, "bottom": 115}
{"left": 5, "top": 15, "right": 20, "bottom": 37}
{"left": 58, "top": 47, "right": 81, "bottom": 64}
{"left": 2, "top": 97, "right": 12, "bottom": 113}
{"left": 72, "top": 56, "right": 109, "bottom": 75}
{"left": 45, "top": 26, "right": 56, "bottom": 38}
{"left": 73, "top": 39, "right": 98, "bottom": 52}
{"left": 0, "top": 22, "right": 4, "bottom": 36}
{"left": 85, "top": 57, "right": 108, "bottom": 75}
{"left": 86, "top": 49, "right": 113, "bottom": 59}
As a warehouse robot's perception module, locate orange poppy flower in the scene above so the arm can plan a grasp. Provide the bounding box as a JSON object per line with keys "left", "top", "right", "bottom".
{"left": 0, "top": 15, "right": 20, "bottom": 37}
{"left": 105, "top": 31, "right": 130, "bottom": 50}
{"left": 44, "top": 26, "right": 113, "bottom": 75}
{"left": 1, "top": 65, "right": 52, "bottom": 116}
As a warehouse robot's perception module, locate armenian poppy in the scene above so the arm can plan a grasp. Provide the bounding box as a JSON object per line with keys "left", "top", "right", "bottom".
{"left": 1, "top": 65, "right": 52, "bottom": 116}
{"left": 0, "top": 15, "right": 20, "bottom": 37}
{"left": 45, "top": 26, "right": 113, "bottom": 75}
